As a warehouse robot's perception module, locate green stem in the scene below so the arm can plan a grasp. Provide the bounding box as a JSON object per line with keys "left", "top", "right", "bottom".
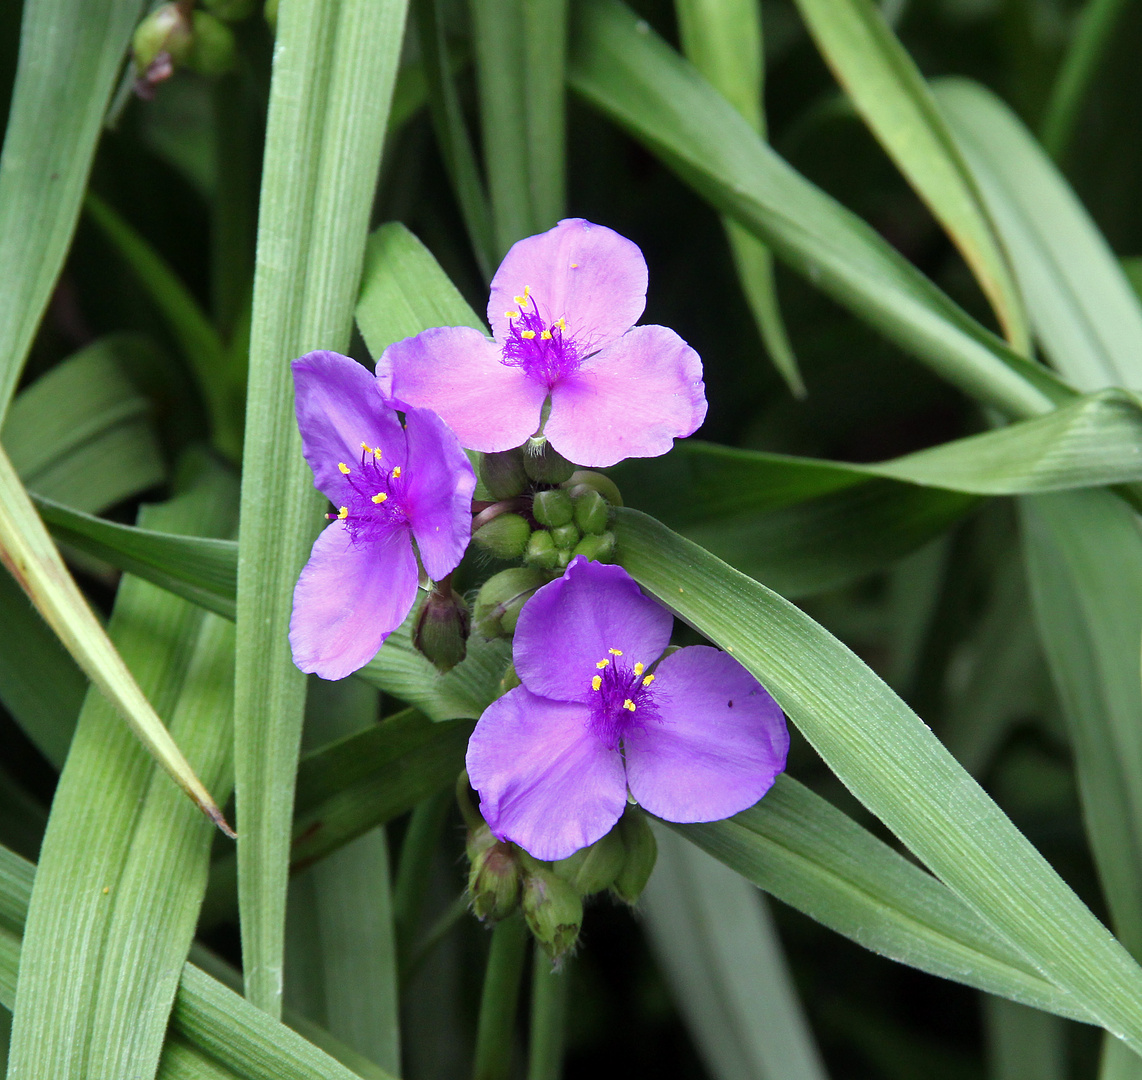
{"left": 527, "top": 949, "right": 567, "bottom": 1080}
{"left": 473, "top": 913, "right": 529, "bottom": 1080}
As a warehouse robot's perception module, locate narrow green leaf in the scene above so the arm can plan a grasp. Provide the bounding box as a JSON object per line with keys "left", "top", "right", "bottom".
{"left": 985, "top": 997, "right": 1067, "bottom": 1080}
{"left": 643, "top": 827, "right": 828, "bottom": 1080}
{"left": 791, "top": 0, "right": 1030, "bottom": 352}
{"left": 615, "top": 508, "right": 1142, "bottom": 1050}
{"left": 567, "top": 0, "right": 1064, "bottom": 421}
{"left": 0, "top": 0, "right": 145, "bottom": 417}
{"left": 235, "top": 0, "right": 409, "bottom": 1016}
{"left": 678, "top": 777, "right": 1090, "bottom": 1021}
{"left": 522, "top": 0, "right": 568, "bottom": 232}
{"left": 935, "top": 79, "right": 1142, "bottom": 392}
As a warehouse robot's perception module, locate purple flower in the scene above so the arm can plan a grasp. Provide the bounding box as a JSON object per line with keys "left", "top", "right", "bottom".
{"left": 289, "top": 350, "right": 476, "bottom": 681}
{"left": 466, "top": 557, "right": 789, "bottom": 860}
{"left": 376, "top": 219, "right": 707, "bottom": 468}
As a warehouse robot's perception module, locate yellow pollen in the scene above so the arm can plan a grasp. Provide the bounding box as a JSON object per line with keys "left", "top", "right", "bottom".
{"left": 513, "top": 285, "right": 531, "bottom": 306}
{"left": 505, "top": 310, "right": 520, "bottom": 319}
{"left": 623, "top": 699, "right": 636, "bottom": 712}
{"left": 541, "top": 329, "right": 552, "bottom": 339}
{"left": 337, "top": 506, "right": 349, "bottom": 519}
{"left": 360, "top": 442, "right": 372, "bottom": 453}
{"left": 596, "top": 659, "right": 609, "bottom": 669}
{"left": 634, "top": 662, "right": 644, "bottom": 676}
{"left": 642, "top": 674, "right": 655, "bottom": 687}
{"left": 338, "top": 462, "right": 350, "bottom": 474}
{"left": 609, "top": 648, "right": 623, "bottom": 656}
{"left": 570, "top": 263, "right": 579, "bottom": 269}
{"left": 374, "top": 447, "right": 382, "bottom": 458}
{"left": 591, "top": 675, "right": 602, "bottom": 691}
{"left": 392, "top": 466, "right": 401, "bottom": 478}
{"left": 557, "top": 317, "right": 566, "bottom": 330}
{"left": 521, "top": 330, "right": 536, "bottom": 339}
{"left": 372, "top": 492, "right": 387, "bottom": 504}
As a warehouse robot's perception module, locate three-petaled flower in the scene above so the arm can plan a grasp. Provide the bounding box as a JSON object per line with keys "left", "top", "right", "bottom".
{"left": 289, "top": 350, "right": 476, "bottom": 681}
{"left": 376, "top": 218, "right": 708, "bottom": 468}
{"left": 466, "top": 557, "right": 789, "bottom": 860}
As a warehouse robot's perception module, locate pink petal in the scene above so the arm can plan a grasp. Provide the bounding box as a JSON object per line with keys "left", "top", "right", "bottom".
{"left": 293, "top": 351, "right": 406, "bottom": 498}
{"left": 544, "top": 324, "right": 707, "bottom": 467}
{"left": 488, "top": 219, "right": 647, "bottom": 354}
{"left": 289, "top": 522, "right": 419, "bottom": 681}
{"left": 514, "top": 556, "right": 673, "bottom": 704}
{"left": 466, "top": 686, "right": 628, "bottom": 860}
{"left": 624, "top": 647, "right": 789, "bottom": 822}
{"left": 375, "top": 326, "right": 547, "bottom": 452}
{"left": 401, "top": 405, "right": 476, "bottom": 580}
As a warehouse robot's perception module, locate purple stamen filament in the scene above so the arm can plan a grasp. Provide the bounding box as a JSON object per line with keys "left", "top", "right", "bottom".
{"left": 325, "top": 442, "right": 407, "bottom": 543}
{"left": 588, "top": 648, "right": 660, "bottom": 750}
{"left": 500, "top": 287, "right": 581, "bottom": 388}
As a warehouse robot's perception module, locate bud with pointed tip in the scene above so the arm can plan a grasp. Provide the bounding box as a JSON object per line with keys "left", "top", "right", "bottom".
{"left": 552, "top": 827, "right": 625, "bottom": 896}
{"left": 572, "top": 489, "right": 610, "bottom": 535}
{"left": 413, "top": 580, "right": 470, "bottom": 672}
{"left": 532, "top": 489, "right": 573, "bottom": 528}
{"left": 550, "top": 522, "right": 580, "bottom": 550}
{"left": 611, "top": 806, "right": 657, "bottom": 905}
{"left": 467, "top": 826, "right": 522, "bottom": 922}
{"left": 570, "top": 531, "right": 615, "bottom": 563}
{"left": 480, "top": 449, "right": 531, "bottom": 500}
{"left": 132, "top": 4, "right": 192, "bottom": 79}
{"left": 473, "top": 568, "right": 548, "bottom": 639}
{"left": 524, "top": 440, "right": 575, "bottom": 485}
{"left": 473, "top": 512, "right": 531, "bottom": 559}
{"left": 523, "top": 867, "right": 583, "bottom": 963}
{"left": 563, "top": 470, "right": 623, "bottom": 507}
{"left": 525, "top": 529, "right": 560, "bottom": 570}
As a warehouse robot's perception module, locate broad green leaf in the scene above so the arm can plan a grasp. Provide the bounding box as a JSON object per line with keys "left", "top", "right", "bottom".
{"left": 235, "top": 0, "right": 409, "bottom": 1016}
{"left": 678, "top": 777, "right": 1090, "bottom": 1021}
{"left": 6, "top": 472, "right": 236, "bottom": 1080}
{"left": 791, "top": 0, "right": 1029, "bottom": 353}
{"left": 675, "top": 0, "right": 803, "bottom": 396}
{"left": 0, "top": 446, "right": 230, "bottom": 834}
{"left": 567, "top": 0, "right": 1066, "bottom": 421}
{"left": 615, "top": 508, "right": 1142, "bottom": 1050}
{"left": 1021, "top": 490, "right": 1142, "bottom": 958}
{"left": 643, "top": 826, "right": 828, "bottom": 1080}
{"left": 0, "top": 0, "right": 145, "bottom": 417}
{"left": 935, "top": 80, "right": 1142, "bottom": 392}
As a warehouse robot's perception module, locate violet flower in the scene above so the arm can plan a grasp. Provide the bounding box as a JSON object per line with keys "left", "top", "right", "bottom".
{"left": 376, "top": 219, "right": 707, "bottom": 468}
{"left": 466, "top": 557, "right": 789, "bottom": 860}
{"left": 289, "top": 350, "right": 476, "bottom": 681}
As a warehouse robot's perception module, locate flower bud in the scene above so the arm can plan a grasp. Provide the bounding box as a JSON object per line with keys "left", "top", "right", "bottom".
{"left": 467, "top": 826, "right": 522, "bottom": 922}
{"left": 202, "top": 0, "right": 258, "bottom": 21}
{"left": 523, "top": 867, "right": 583, "bottom": 962}
{"left": 412, "top": 582, "right": 470, "bottom": 672}
{"left": 564, "top": 470, "right": 623, "bottom": 507}
{"left": 524, "top": 440, "right": 576, "bottom": 485}
{"left": 473, "top": 512, "right": 532, "bottom": 559}
{"left": 552, "top": 828, "right": 625, "bottom": 896}
{"left": 480, "top": 449, "right": 531, "bottom": 500}
{"left": 611, "top": 807, "right": 657, "bottom": 905}
{"left": 532, "top": 489, "right": 573, "bottom": 528}
{"left": 571, "top": 531, "right": 615, "bottom": 563}
{"left": 524, "top": 529, "right": 560, "bottom": 571}
{"left": 550, "top": 522, "right": 580, "bottom": 550}
{"left": 572, "top": 489, "right": 610, "bottom": 535}
{"left": 473, "top": 568, "right": 548, "bottom": 638}
{"left": 556, "top": 550, "right": 571, "bottom": 569}
{"left": 184, "top": 11, "right": 238, "bottom": 76}
{"left": 132, "top": 4, "right": 193, "bottom": 74}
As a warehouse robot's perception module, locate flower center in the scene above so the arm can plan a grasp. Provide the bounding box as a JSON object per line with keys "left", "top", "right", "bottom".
{"left": 588, "top": 648, "right": 660, "bottom": 750}
{"left": 325, "top": 442, "right": 408, "bottom": 543}
{"left": 500, "top": 286, "right": 581, "bottom": 389}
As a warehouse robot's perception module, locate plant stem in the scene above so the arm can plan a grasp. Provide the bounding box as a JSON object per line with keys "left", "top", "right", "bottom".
{"left": 473, "top": 913, "right": 529, "bottom": 1080}
{"left": 527, "top": 948, "right": 567, "bottom": 1080}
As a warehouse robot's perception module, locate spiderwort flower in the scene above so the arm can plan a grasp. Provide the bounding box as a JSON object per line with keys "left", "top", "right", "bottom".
{"left": 289, "top": 350, "right": 476, "bottom": 681}
{"left": 466, "top": 557, "right": 789, "bottom": 860}
{"left": 376, "top": 219, "right": 707, "bottom": 468}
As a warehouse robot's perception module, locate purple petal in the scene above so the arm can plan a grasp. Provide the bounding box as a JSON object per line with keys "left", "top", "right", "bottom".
{"left": 402, "top": 405, "right": 477, "bottom": 580}
{"left": 514, "top": 556, "right": 673, "bottom": 704}
{"left": 375, "top": 326, "right": 547, "bottom": 452}
{"left": 624, "top": 646, "right": 789, "bottom": 822}
{"left": 466, "top": 686, "right": 628, "bottom": 860}
{"left": 294, "top": 351, "right": 406, "bottom": 498}
{"left": 488, "top": 219, "right": 647, "bottom": 354}
{"left": 544, "top": 324, "right": 707, "bottom": 468}
{"left": 289, "top": 521, "right": 419, "bottom": 681}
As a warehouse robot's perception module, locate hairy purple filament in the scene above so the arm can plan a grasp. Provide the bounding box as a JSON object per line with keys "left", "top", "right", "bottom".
{"left": 325, "top": 444, "right": 408, "bottom": 544}
{"left": 499, "top": 292, "right": 581, "bottom": 388}
{"left": 589, "top": 652, "right": 662, "bottom": 751}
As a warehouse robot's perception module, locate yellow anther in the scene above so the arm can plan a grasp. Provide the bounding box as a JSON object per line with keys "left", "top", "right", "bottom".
{"left": 505, "top": 310, "right": 520, "bottom": 319}
{"left": 360, "top": 442, "right": 372, "bottom": 452}
{"left": 570, "top": 263, "right": 579, "bottom": 269}
{"left": 513, "top": 285, "right": 531, "bottom": 306}
{"left": 521, "top": 330, "right": 535, "bottom": 339}
{"left": 642, "top": 674, "right": 655, "bottom": 687}
{"left": 634, "top": 662, "right": 645, "bottom": 676}
{"left": 623, "top": 699, "right": 636, "bottom": 712}
{"left": 591, "top": 675, "right": 602, "bottom": 691}
{"left": 541, "top": 329, "right": 552, "bottom": 340}
{"left": 392, "top": 466, "right": 401, "bottom": 478}
{"left": 557, "top": 317, "right": 566, "bottom": 330}
{"left": 372, "top": 492, "right": 388, "bottom": 504}
{"left": 338, "top": 462, "right": 351, "bottom": 474}
{"left": 596, "top": 659, "right": 609, "bottom": 669}
{"left": 374, "top": 447, "right": 382, "bottom": 458}
{"left": 609, "top": 648, "right": 623, "bottom": 656}
{"left": 338, "top": 506, "right": 349, "bottom": 519}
